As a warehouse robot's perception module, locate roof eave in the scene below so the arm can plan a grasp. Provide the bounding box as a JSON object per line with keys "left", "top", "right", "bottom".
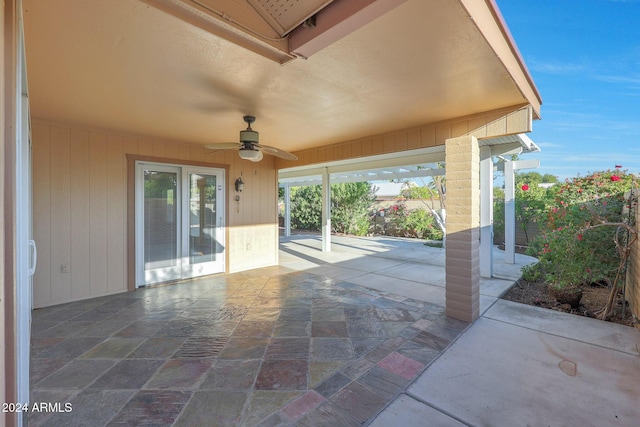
{"left": 461, "top": 0, "right": 542, "bottom": 120}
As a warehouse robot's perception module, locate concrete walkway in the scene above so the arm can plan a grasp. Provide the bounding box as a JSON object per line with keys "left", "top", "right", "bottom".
{"left": 373, "top": 301, "right": 640, "bottom": 427}
{"left": 282, "top": 235, "right": 640, "bottom": 427}
{"left": 280, "top": 235, "right": 534, "bottom": 316}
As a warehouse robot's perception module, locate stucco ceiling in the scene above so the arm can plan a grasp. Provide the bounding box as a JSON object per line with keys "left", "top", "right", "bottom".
{"left": 22, "top": 0, "right": 539, "bottom": 155}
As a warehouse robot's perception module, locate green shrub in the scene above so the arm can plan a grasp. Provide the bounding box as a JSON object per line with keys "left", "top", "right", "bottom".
{"left": 516, "top": 182, "right": 552, "bottom": 243}
{"left": 521, "top": 263, "right": 543, "bottom": 282}
{"left": 493, "top": 174, "right": 554, "bottom": 244}
{"left": 289, "top": 182, "right": 376, "bottom": 236}
{"left": 406, "top": 209, "right": 443, "bottom": 240}
{"left": 381, "top": 203, "right": 443, "bottom": 240}
{"left": 383, "top": 203, "right": 409, "bottom": 234}
{"left": 330, "top": 182, "right": 376, "bottom": 236}
{"left": 290, "top": 185, "right": 322, "bottom": 230}
{"left": 525, "top": 170, "right": 635, "bottom": 289}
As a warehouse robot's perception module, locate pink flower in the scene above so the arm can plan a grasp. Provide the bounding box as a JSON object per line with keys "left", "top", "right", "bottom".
{"left": 577, "top": 234, "right": 583, "bottom": 241}
{"left": 521, "top": 184, "right": 529, "bottom": 191}
{"left": 610, "top": 175, "right": 620, "bottom": 181}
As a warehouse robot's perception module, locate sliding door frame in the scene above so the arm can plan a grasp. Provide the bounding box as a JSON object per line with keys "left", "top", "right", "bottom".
{"left": 127, "top": 154, "right": 229, "bottom": 291}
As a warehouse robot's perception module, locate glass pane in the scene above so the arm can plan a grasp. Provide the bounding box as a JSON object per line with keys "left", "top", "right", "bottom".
{"left": 189, "top": 173, "right": 217, "bottom": 264}
{"left": 144, "top": 170, "right": 178, "bottom": 270}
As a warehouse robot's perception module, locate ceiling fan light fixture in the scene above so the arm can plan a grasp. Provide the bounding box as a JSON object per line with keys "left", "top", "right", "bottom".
{"left": 238, "top": 148, "right": 263, "bottom": 162}
{"left": 205, "top": 115, "right": 296, "bottom": 162}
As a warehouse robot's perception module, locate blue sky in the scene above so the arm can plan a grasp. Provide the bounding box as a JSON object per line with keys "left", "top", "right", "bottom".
{"left": 496, "top": 0, "right": 640, "bottom": 181}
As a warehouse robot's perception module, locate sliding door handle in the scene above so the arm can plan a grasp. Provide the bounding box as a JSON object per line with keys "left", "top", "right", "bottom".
{"left": 28, "top": 240, "right": 37, "bottom": 276}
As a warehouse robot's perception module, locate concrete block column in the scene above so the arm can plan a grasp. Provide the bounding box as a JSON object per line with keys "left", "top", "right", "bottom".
{"left": 445, "top": 135, "right": 480, "bottom": 322}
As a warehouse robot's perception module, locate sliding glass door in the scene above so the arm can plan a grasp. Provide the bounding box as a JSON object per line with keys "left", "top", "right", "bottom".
{"left": 186, "top": 170, "right": 223, "bottom": 277}
{"left": 136, "top": 162, "right": 225, "bottom": 286}
{"left": 141, "top": 165, "right": 181, "bottom": 284}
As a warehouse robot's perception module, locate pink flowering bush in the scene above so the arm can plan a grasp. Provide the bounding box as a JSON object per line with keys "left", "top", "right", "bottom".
{"left": 382, "top": 203, "right": 443, "bottom": 240}
{"left": 524, "top": 170, "right": 636, "bottom": 289}
{"left": 516, "top": 181, "right": 552, "bottom": 242}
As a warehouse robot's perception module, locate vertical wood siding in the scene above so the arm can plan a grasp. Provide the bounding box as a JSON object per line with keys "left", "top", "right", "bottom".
{"left": 70, "top": 129, "right": 91, "bottom": 300}
{"left": 32, "top": 121, "right": 278, "bottom": 308}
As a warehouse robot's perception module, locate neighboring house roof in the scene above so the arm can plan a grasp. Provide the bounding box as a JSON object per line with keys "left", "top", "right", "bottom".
{"left": 373, "top": 182, "right": 406, "bottom": 198}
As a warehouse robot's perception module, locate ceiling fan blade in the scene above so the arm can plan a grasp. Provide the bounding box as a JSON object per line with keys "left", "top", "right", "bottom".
{"left": 256, "top": 144, "right": 298, "bottom": 161}
{"left": 204, "top": 142, "right": 241, "bottom": 149}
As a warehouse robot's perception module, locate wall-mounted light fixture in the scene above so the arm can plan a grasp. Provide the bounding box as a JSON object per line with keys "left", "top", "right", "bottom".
{"left": 235, "top": 177, "right": 244, "bottom": 192}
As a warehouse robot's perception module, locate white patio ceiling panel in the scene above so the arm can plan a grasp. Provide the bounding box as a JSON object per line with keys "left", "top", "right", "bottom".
{"left": 278, "top": 134, "right": 540, "bottom": 187}
{"left": 279, "top": 165, "right": 445, "bottom": 187}
{"left": 245, "top": 0, "right": 335, "bottom": 35}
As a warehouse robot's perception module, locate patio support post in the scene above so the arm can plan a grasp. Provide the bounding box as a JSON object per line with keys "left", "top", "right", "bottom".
{"left": 321, "top": 167, "right": 331, "bottom": 252}
{"left": 504, "top": 158, "right": 540, "bottom": 264}
{"left": 504, "top": 160, "right": 516, "bottom": 264}
{"left": 479, "top": 146, "right": 494, "bottom": 277}
{"left": 445, "top": 135, "right": 480, "bottom": 322}
{"left": 284, "top": 183, "right": 291, "bottom": 237}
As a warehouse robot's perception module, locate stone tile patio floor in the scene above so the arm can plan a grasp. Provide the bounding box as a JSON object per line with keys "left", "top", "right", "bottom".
{"left": 29, "top": 236, "right": 532, "bottom": 426}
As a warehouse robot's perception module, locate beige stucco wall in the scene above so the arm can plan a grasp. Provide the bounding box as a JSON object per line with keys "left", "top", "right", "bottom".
{"left": 32, "top": 120, "right": 278, "bottom": 308}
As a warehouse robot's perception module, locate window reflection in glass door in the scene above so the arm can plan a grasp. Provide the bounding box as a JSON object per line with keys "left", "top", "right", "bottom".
{"left": 189, "top": 173, "right": 218, "bottom": 265}
{"left": 144, "top": 169, "right": 179, "bottom": 271}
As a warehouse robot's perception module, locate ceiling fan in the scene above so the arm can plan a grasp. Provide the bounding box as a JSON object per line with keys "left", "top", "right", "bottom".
{"left": 205, "top": 116, "right": 298, "bottom": 162}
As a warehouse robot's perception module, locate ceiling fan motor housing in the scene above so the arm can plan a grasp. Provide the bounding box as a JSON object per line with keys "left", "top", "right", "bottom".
{"left": 240, "top": 128, "right": 259, "bottom": 143}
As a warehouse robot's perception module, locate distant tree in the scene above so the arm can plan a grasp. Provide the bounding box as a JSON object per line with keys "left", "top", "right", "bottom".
{"left": 401, "top": 185, "right": 433, "bottom": 200}
{"left": 515, "top": 171, "right": 558, "bottom": 186}
{"left": 397, "top": 165, "right": 447, "bottom": 241}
